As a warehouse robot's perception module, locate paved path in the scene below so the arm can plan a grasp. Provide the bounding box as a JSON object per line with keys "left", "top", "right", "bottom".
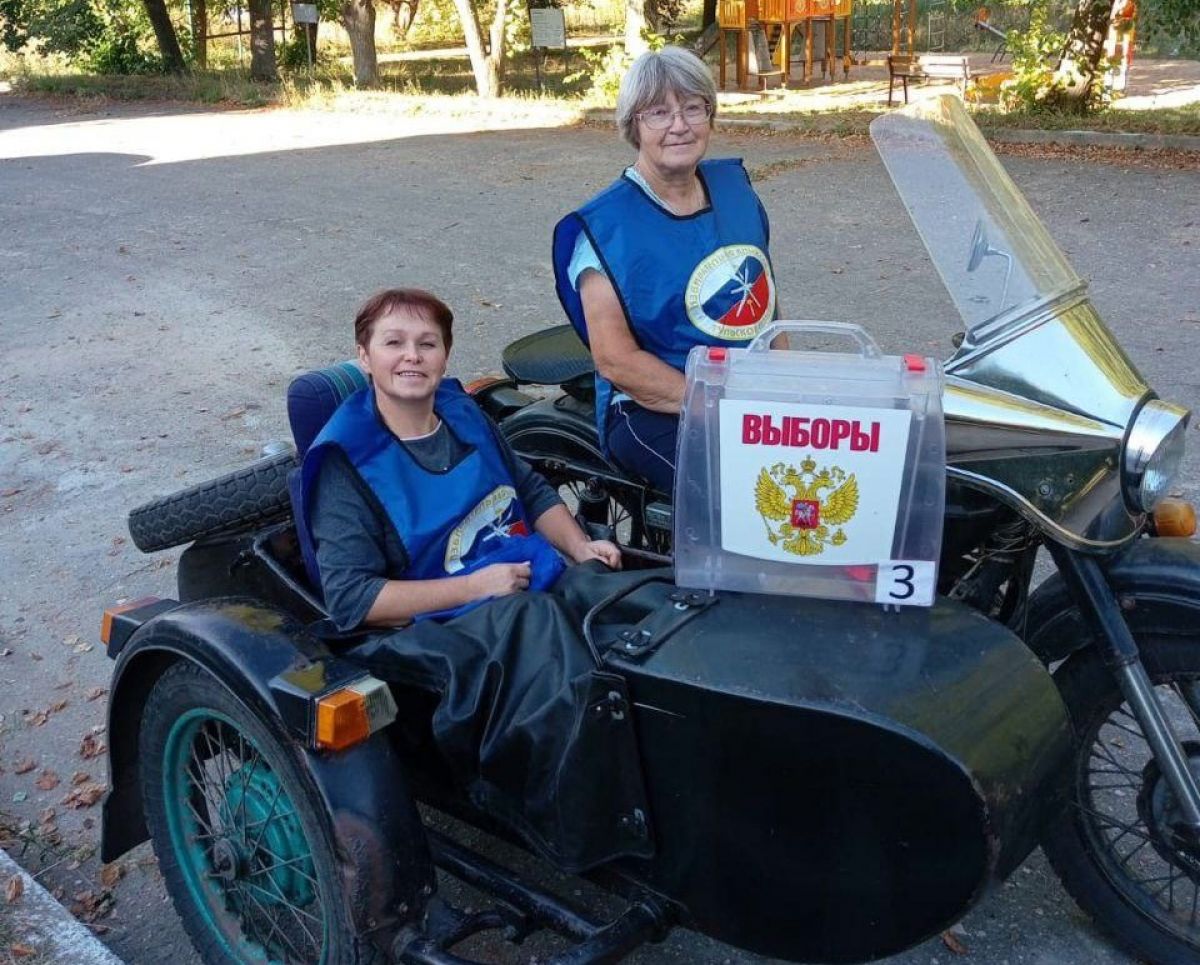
{"left": 0, "top": 94, "right": 1197, "bottom": 964}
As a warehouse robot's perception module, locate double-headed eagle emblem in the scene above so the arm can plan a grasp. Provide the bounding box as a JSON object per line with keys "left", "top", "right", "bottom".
{"left": 755, "top": 457, "right": 859, "bottom": 556}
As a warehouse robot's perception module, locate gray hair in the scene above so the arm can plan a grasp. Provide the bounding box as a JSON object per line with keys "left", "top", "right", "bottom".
{"left": 616, "top": 47, "right": 717, "bottom": 149}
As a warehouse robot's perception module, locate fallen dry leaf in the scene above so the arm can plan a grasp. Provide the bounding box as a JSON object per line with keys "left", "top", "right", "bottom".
{"left": 10, "top": 943, "right": 37, "bottom": 958}
{"left": 86, "top": 687, "right": 108, "bottom": 702}
{"left": 5, "top": 875, "right": 23, "bottom": 903}
{"left": 0, "top": 648, "right": 12, "bottom": 657}
{"left": 38, "top": 807, "right": 55, "bottom": 826}
{"left": 80, "top": 733, "right": 107, "bottom": 760}
{"left": 49, "top": 699, "right": 67, "bottom": 713}
{"left": 53, "top": 679, "right": 72, "bottom": 690}
{"left": 71, "top": 771, "right": 91, "bottom": 786}
{"left": 29, "top": 652, "right": 42, "bottom": 662}
{"left": 99, "top": 863, "right": 123, "bottom": 888}
{"left": 941, "top": 930, "right": 969, "bottom": 955}
{"left": 13, "top": 757, "right": 36, "bottom": 775}
{"left": 34, "top": 769, "right": 60, "bottom": 791}
{"left": 71, "top": 888, "right": 115, "bottom": 922}
{"left": 61, "top": 782, "right": 105, "bottom": 809}
{"left": 23, "top": 710, "right": 48, "bottom": 727}
{"left": 73, "top": 641, "right": 94, "bottom": 654}
{"left": 62, "top": 634, "right": 81, "bottom": 648}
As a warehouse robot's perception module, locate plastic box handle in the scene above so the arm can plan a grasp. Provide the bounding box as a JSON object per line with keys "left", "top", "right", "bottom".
{"left": 747, "top": 321, "right": 883, "bottom": 360}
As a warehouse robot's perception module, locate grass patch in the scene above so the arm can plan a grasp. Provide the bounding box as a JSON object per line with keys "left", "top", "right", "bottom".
{"left": 975, "top": 101, "right": 1200, "bottom": 135}
{"left": 716, "top": 102, "right": 1200, "bottom": 137}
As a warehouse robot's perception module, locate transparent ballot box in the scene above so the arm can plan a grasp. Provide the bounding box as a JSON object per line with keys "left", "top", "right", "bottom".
{"left": 673, "top": 322, "right": 946, "bottom": 606}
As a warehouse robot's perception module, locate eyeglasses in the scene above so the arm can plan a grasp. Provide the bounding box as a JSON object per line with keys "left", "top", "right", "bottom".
{"left": 637, "top": 102, "right": 712, "bottom": 130}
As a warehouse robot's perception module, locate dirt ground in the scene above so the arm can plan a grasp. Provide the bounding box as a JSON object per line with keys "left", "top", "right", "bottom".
{"left": 1, "top": 92, "right": 1198, "bottom": 964}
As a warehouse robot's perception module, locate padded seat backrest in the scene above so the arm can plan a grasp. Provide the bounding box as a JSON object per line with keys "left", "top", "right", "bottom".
{"left": 287, "top": 360, "right": 368, "bottom": 457}
{"left": 286, "top": 361, "right": 369, "bottom": 590}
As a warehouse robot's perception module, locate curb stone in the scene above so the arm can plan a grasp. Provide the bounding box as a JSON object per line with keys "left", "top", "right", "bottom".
{"left": 582, "top": 109, "right": 1200, "bottom": 152}
{"left": 0, "top": 847, "right": 124, "bottom": 964}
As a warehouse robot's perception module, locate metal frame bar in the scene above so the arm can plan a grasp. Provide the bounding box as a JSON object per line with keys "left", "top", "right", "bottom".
{"left": 394, "top": 829, "right": 672, "bottom": 964}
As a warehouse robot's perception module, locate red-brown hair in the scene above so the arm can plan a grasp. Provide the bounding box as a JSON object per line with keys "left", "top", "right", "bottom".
{"left": 354, "top": 288, "right": 454, "bottom": 352}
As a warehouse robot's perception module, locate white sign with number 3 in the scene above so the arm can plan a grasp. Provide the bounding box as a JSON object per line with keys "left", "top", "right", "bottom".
{"left": 875, "top": 560, "right": 936, "bottom": 607}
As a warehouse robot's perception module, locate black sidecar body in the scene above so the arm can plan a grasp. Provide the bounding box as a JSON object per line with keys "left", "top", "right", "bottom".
{"left": 100, "top": 360, "right": 1074, "bottom": 965}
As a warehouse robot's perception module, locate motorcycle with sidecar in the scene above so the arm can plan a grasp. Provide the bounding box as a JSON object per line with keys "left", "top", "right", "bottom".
{"left": 102, "top": 96, "right": 1200, "bottom": 965}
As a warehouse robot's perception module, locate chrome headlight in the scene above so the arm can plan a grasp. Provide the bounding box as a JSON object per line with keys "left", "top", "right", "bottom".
{"left": 1124, "top": 400, "right": 1190, "bottom": 513}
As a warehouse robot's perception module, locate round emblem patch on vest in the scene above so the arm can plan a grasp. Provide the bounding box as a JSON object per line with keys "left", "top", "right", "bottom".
{"left": 685, "top": 244, "right": 775, "bottom": 341}
{"left": 444, "top": 485, "right": 529, "bottom": 574}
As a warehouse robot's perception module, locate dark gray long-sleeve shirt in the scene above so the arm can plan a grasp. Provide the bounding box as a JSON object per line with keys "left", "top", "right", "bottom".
{"left": 309, "top": 419, "right": 563, "bottom": 631}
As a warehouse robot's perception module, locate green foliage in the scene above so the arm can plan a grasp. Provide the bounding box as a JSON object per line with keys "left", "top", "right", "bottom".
{"left": 1141, "top": 0, "right": 1200, "bottom": 57}
{"left": 0, "top": 0, "right": 102, "bottom": 55}
{"left": 999, "top": 3, "right": 1067, "bottom": 111}
{"left": 567, "top": 41, "right": 629, "bottom": 100}
{"left": 0, "top": 0, "right": 168, "bottom": 73}
{"left": 999, "top": 1, "right": 1111, "bottom": 114}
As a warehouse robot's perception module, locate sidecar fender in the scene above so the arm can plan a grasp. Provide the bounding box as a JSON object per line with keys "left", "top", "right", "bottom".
{"left": 102, "top": 598, "right": 434, "bottom": 935}
{"left": 1024, "top": 537, "right": 1200, "bottom": 664}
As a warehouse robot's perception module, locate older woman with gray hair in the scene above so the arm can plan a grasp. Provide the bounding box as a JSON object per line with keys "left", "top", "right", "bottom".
{"left": 552, "top": 46, "right": 777, "bottom": 494}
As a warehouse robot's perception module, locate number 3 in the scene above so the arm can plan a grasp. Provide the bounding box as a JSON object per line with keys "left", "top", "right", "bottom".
{"left": 888, "top": 564, "right": 915, "bottom": 600}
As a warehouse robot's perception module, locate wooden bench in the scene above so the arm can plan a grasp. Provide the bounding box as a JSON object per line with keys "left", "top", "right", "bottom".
{"left": 887, "top": 54, "right": 972, "bottom": 105}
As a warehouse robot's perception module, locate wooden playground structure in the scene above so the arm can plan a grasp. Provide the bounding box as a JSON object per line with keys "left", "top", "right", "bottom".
{"left": 717, "top": 0, "right": 854, "bottom": 90}
{"left": 716, "top": 0, "right": 1143, "bottom": 96}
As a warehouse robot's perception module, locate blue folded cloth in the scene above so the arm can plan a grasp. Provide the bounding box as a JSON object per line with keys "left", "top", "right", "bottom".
{"left": 415, "top": 533, "right": 567, "bottom": 622}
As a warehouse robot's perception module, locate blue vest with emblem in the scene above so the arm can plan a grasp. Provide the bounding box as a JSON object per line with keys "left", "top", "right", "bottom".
{"left": 552, "top": 157, "right": 776, "bottom": 445}
{"left": 300, "top": 380, "right": 564, "bottom": 621}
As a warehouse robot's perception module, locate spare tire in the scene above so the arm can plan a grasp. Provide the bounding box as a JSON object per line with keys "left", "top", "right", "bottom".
{"left": 128, "top": 449, "right": 298, "bottom": 553}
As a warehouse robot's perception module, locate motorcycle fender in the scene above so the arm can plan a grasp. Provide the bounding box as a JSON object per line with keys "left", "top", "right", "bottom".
{"left": 1023, "top": 537, "right": 1200, "bottom": 665}
{"left": 101, "top": 598, "right": 434, "bottom": 935}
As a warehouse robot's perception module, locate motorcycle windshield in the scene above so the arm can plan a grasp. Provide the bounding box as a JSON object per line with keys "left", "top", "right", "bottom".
{"left": 870, "top": 96, "right": 1083, "bottom": 334}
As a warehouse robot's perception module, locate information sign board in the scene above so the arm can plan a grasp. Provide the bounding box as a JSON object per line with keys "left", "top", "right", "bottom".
{"left": 530, "top": 8, "right": 567, "bottom": 49}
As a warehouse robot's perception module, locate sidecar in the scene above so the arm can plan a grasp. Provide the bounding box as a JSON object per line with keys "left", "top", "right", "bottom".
{"left": 100, "top": 334, "right": 1074, "bottom": 965}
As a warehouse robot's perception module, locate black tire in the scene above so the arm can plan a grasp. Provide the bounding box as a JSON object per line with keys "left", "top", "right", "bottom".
{"left": 128, "top": 449, "right": 297, "bottom": 553}
{"left": 1043, "top": 636, "right": 1200, "bottom": 965}
{"left": 139, "top": 661, "right": 371, "bottom": 964}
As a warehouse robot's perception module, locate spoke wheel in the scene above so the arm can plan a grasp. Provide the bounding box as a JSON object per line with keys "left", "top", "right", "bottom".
{"left": 1044, "top": 637, "right": 1200, "bottom": 964}
{"left": 141, "top": 662, "right": 363, "bottom": 964}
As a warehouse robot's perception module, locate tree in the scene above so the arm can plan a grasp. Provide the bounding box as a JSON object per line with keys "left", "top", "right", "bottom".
{"left": 140, "top": 0, "right": 185, "bottom": 72}
{"left": 1047, "top": 0, "right": 1116, "bottom": 111}
{"left": 451, "top": 0, "right": 509, "bottom": 96}
{"left": 245, "top": 0, "right": 277, "bottom": 79}
{"left": 341, "top": 0, "right": 378, "bottom": 84}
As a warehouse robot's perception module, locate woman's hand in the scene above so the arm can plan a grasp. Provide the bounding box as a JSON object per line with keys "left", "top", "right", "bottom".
{"left": 469, "top": 561, "right": 532, "bottom": 598}
{"left": 570, "top": 539, "right": 623, "bottom": 570}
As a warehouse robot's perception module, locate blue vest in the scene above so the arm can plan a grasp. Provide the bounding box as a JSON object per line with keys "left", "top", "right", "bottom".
{"left": 552, "top": 158, "right": 776, "bottom": 444}
{"left": 301, "top": 380, "right": 565, "bottom": 621}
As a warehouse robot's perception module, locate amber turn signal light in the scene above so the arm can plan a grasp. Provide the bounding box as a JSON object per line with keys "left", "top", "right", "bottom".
{"left": 1153, "top": 498, "right": 1197, "bottom": 538}
{"left": 100, "top": 596, "right": 161, "bottom": 647}
{"left": 315, "top": 677, "right": 397, "bottom": 751}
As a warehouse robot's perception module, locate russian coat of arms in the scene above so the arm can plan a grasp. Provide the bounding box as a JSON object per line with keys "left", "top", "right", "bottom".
{"left": 754, "top": 457, "right": 859, "bottom": 556}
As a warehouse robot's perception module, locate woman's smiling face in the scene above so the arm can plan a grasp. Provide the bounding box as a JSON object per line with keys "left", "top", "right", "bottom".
{"left": 636, "top": 89, "right": 711, "bottom": 178}
{"left": 358, "top": 305, "right": 449, "bottom": 408}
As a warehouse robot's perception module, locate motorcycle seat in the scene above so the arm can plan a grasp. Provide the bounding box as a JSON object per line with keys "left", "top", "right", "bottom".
{"left": 502, "top": 325, "right": 595, "bottom": 386}
{"left": 285, "top": 360, "right": 369, "bottom": 589}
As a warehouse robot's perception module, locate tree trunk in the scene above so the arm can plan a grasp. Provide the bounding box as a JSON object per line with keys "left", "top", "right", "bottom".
{"left": 451, "top": 0, "right": 498, "bottom": 96}
{"left": 192, "top": 0, "right": 207, "bottom": 69}
{"left": 485, "top": 0, "right": 508, "bottom": 94}
{"left": 391, "top": 0, "right": 419, "bottom": 38}
{"left": 625, "top": 0, "right": 650, "bottom": 55}
{"left": 140, "top": 0, "right": 187, "bottom": 73}
{"left": 1051, "top": 0, "right": 1115, "bottom": 111}
{"left": 341, "top": 0, "right": 379, "bottom": 85}
{"left": 702, "top": 0, "right": 716, "bottom": 28}
{"left": 247, "top": 0, "right": 278, "bottom": 80}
